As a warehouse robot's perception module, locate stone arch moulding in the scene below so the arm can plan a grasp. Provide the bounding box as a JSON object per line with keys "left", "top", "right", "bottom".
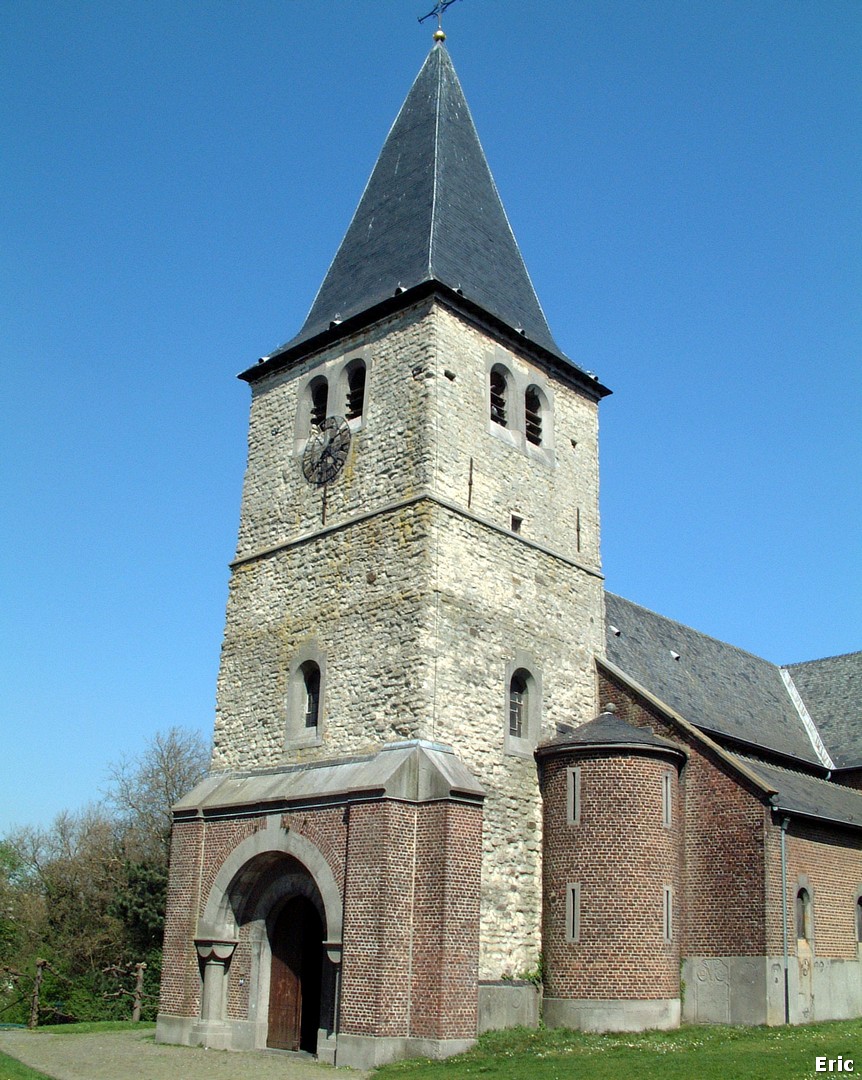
{"left": 198, "top": 821, "right": 343, "bottom": 947}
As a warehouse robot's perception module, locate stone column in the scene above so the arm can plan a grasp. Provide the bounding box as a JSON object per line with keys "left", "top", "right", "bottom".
{"left": 191, "top": 939, "right": 238, "bottom": 1049}
{"left": 319, "top": 940, "right": 342, "bottom": 1066}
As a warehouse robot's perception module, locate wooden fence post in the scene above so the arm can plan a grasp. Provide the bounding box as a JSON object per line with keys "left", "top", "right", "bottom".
{"left": 132, "top": 962, "right": 147, "bottom": 1022}
{"left": 28, "top": 959, "right": 47, "bottom": 1029}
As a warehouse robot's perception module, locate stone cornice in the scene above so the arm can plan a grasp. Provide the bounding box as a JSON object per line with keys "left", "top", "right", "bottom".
{"left": 230, "top": 489, "right": 604, "bottom": 580}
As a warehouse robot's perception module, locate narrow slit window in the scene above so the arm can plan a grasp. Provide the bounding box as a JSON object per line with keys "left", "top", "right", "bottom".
{"left": 302, "top": 662, "right": 321, "bottom": 729}
{"left": 566, "top": 883, "right": 581, "bottom": 943}
{"left": 525, "top": 386, "right": 542, "bottom": 445}
{"left": 663, "top": 886, "right": 674, "bottom": 942}
{"left": 508, "top": 670, "right": 528, "bottom": 738}
{"left": 796, "top": 888, "right": 812, "bottom": 941}
{"left": 490, "top": 369, "right": 507, "bottom": 427}
{"left": 345, "top": 362, "right": 366, "bottom": 421}
{"left": 662, "top": 772, "right": 673, "bottom": 827}
{"left": 567, "top": 767, "right": 581, "bottom": 826}
{"left": 856, "top": 897, "right": 862, "bottom": 943}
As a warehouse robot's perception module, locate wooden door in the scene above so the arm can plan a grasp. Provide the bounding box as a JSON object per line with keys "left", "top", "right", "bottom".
{"left": 267, "top": 896, "right": 322, "bottom": 1052}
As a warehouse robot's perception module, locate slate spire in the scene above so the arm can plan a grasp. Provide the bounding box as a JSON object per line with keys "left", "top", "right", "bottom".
{"left": 286, "top": 42, "right": 565, "bottom": 360}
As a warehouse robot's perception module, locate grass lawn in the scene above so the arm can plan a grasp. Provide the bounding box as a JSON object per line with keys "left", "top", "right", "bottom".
{"left": 0, "top": 1050, "right": 55, "bottom": 1080}
{"left": 28, "top": 1021, "right": 155, "bottom": 1035}
{"left": 375, "top": 1021, "right": 862, "bottom": 1080}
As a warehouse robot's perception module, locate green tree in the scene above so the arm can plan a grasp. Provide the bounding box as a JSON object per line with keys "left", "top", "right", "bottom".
{"left": 0, "top": 727, "right": 209, "bottom": 1024}
{"left": 109, "top": 861, "right": 169, "bottom": 953}
{"left": 105, "top": 726, "right": 210, "bottom": 860}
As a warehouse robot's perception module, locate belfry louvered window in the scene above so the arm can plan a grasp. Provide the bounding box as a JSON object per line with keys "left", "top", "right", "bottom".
{"left": 525, "top": 386, "right": 542, "bottom": 445}
{"left": 345, "top": 361, "right": 366, "bottom": 421}
{"left": 490, "top": 368, "right": 508, "bottom": 427}
{"left": 309, "top": 377, "right": 328, "bottom": 429}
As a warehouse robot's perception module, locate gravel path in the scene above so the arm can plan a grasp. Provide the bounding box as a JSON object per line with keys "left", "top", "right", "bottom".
{"left": 0, "top": 1029, "right": 370, "bottom": 1080}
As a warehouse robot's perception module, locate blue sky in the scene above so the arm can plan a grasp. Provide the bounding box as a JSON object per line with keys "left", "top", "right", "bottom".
{"left": 2, "top": 0, "right": 859, "bottom": 833}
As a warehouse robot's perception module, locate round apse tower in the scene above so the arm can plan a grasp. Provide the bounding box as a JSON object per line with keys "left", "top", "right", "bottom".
{"left": 536, "top": 707, "right": 686, "bottom": 1032}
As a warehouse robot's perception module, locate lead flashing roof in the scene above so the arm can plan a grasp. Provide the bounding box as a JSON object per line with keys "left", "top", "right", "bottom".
{"left": 786, "top": 652, "right": 862, "bottom": 769}
{"left": 173, "top": 740, "right": 484, "bottom": 816}
{"left": 269, "top": 43, "right": 574, "bottom": 367}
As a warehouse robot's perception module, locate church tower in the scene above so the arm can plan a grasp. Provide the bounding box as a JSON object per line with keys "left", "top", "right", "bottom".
{"left": 157, "top": 35, "right": 609, "bottom": 1068}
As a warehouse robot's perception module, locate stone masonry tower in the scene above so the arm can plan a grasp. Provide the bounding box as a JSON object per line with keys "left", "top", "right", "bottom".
{"left": 157, "top": 37, "right": 610, "bottom": 1068}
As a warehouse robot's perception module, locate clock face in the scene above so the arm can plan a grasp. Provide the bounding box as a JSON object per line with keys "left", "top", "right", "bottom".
{"left": 302, "top": 415, "right": 352, "bottom": 485}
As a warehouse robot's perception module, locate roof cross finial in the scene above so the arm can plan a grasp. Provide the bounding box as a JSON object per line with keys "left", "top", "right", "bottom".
{"left": 418, "top": 0, "right": 461, "bottom": 41}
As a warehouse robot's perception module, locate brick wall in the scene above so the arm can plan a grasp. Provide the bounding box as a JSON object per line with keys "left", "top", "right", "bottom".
{"left": 162, "top": 792, "right": 482, "bottom": 1040}
{"left": 410, "top": 802, "right": 482, "bottom": 1038}
{"left": 159, "top": 818, "right": 205, "bottom": 1017}
{"left": 765, "top": 820, "right": 862, "bottom": 959}
{"left": 341, "top": 801, "right": 415, "bottom": 1037}
{"left": 340, "top": 798, "right": 482, "bottom": 1040}
{"left": 540, "top": 748, "right": 681, "bottom": 1000}
{"left": 599, "top": 669, "right": 769, "bottom": 957}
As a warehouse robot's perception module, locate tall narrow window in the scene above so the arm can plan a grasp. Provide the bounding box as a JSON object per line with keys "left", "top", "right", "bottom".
{"left": 505, "top": 662, "right": 541, "bottom": 754}
{"left": 567, "top": 767, "right": 581, "bottom": 826}
{"left": 309, "top": 377, "right": 328, "bottom": 429}
{"left": 345, "top": 361, "right": 366, "bottom": 421}
{"left": 662, "top": 772, "right": 673, "bottom": 827}
{"left": 490, "top": 368, "right": 508, "bottom": 427}
{"left": 796, "top": 888, "right": 812, "bottom": 941}
{"left": 663, "top": 886, "right": 674, "bottom": 942}
{"left": 856, "top": 897, "right": 862, "bottom": 943}
{"left": 525, "top": 386, "right": 542, "bottom": 445}
{"left": 566, "top": 883, "right": 581, "bottom": 943}
{"left": 286, "top": 647, "right": 326, "bottom": 747}
{"left": 509, "top": 670, "right": 528, "bottom": 738}
{"left": 301, "top": 661, "right": 321, "bottom": 729}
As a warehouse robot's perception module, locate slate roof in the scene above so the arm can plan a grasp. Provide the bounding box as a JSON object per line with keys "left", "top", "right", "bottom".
{"left": 271, "top": 43, "right": 569, "bottom": 365}
{"left": 604, "top": 593, "right": 823, "bottom": 765}
{"left": 537, "top": 711, "right": 685, "bottom": 758}
{"left": 738, "top": 756, "right": 862, "bottom": 831}
{"left": 786, "top": 652, "right": 862, "bottom": 769}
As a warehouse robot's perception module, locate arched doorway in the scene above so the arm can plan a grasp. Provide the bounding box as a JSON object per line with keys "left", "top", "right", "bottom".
{"left": 267, "top": 895, "right": 323, "bottom": 1052}
{"left": 195, "top": 829, "right": 343, "bottom": 1059}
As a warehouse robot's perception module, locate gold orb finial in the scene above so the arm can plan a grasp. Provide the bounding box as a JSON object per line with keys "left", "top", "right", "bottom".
{"left": 433, "top": 27, "right": 446, "bottom": 42}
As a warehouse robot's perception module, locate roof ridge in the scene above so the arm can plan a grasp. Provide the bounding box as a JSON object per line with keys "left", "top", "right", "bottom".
{"left": 427, "top": 43, "right": 443, "bottom": 280}
{"left": 785, "top": 649, "right": 862, "bottom": 668}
